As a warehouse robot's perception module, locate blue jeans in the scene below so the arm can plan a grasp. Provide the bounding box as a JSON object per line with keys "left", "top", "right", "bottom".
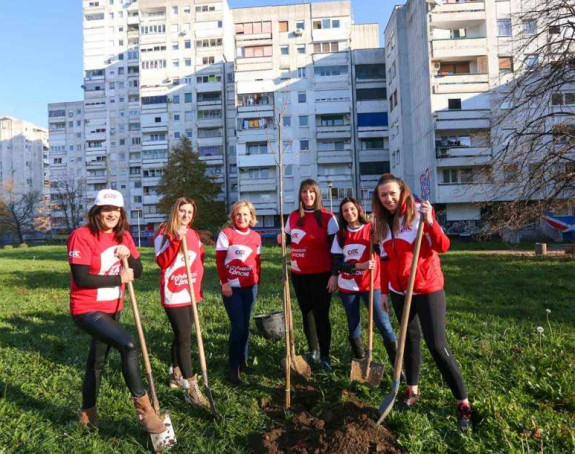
{"left": 223, "top": 285, "right": 257, "bottom": 369}
{"left": 339, "top": 291, "right": 396, "bottom": 344}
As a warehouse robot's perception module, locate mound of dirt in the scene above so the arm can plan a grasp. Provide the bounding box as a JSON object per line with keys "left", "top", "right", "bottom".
{"left": 250, "top": 386, "right": 404, "bottom": 454}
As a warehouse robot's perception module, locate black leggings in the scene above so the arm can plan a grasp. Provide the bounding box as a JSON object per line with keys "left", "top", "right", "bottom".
{"left": 73, "top": 311, "right": 145, "bottom": 409}
{"left": 164, "top": 305, "right": 195, "bottom": 378}
{"left": 291, "top": 272, "right": 332, "bottom": 358}
{"left": 390, "top": 290, "right": 467, "bottom": 401}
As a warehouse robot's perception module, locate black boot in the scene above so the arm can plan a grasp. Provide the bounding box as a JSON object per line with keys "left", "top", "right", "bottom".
{"left": 349, "top": 337, "right": 365, "bottom": 359}
{"left": 227, "top": 367, "right": 242, "bottom": 385}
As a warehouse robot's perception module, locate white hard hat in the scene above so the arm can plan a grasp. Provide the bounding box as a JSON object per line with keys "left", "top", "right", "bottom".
{"left": 94, "top": 189, "right": 124, "bottom": 208}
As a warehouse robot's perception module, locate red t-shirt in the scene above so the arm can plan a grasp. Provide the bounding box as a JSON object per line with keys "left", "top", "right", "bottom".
{"left": 215, "top": 227, "right": 261, "bottom": 287}
{"left": 331, "top": 222, "right": 380, "bottom": 293}
{"left": 67, "top": 226, "right": 139, "bottom": 315}
{"left": 154, "top": 227, "right": 204, "bottom": 307}
{"left": 285, "top": 209, "right": 338, "bottom": 274}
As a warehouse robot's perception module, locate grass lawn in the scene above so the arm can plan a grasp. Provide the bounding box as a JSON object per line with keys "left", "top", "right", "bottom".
{"left": 0, "top": 245, "right": 574, "bottom": 453}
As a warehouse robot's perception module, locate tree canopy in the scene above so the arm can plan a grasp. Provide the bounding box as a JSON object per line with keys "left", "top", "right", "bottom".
{"left": 156, "top": 137, "right": 226, "bottom": 231}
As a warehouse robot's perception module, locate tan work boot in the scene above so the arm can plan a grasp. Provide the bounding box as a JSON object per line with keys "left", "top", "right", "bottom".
{"left": 132, "top": 392, "right": 167, "bottom": 434}
{"left": 169, "top": 365, "right": 183, "bottom": 389}
{"left": 78, "top": 406, "right": 98, "bottom": 429}
{"left": 183, "top": 375, "right": 210, "bottom": 408}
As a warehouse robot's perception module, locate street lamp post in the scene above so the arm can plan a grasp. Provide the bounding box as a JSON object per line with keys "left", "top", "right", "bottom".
{"left": 136, "top": 207, "right": 142, "bottom": 248}
{"left": 327, "top": 180, "right": 333, "bottom": 212}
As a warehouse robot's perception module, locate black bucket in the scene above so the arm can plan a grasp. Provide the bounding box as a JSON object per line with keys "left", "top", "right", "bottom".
{"left": 254, "top": 312, "right": 285, "bottom": 341}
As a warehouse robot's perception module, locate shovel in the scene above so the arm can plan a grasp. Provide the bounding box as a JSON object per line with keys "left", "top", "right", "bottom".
{"left": 350, "top": 245, "right": 384, "bottom": 386}
{"left": 122, "top": 258, "right": 177, "bottom": 452}
{"left": 180, "top": 239, "right": 218, "bottom": 417}
{"left": 377, "top": 217, "right": 425, "bottom": 425}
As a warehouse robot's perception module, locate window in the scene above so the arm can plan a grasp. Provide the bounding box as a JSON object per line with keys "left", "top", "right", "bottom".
{"left": 525, "top": 54, "right": 539, "bottom": 68}
{"left": 356, "top": 88, "right": 386, "bottom": 100}
{"left": 448, "top": 98, "right": 462, "bottom": 110}
{"left": 523, "top": 19, "right": 536, "bottom": 35}
{"left": 202, "top": 56, "right": 215, "bottom": 65}
{"left": 283, "top": 116, "right": 291, "bottom": 127}
{"left": 357, "top": 112, "right": 388, "bottom": 127}
{"left": 238, "top": 93, "right": 272, "bottom": 106}
{"left": 298, "top": 92, "right": 306, "bottom": 103}
{"left": 450, "top": 28, "right": 466, "bottom": 39}
{"left": 319, "top": 115, "right": 345, "bottom": 126}
{"left": 549, "top": 25, "right": 560, "bottom": 35}
{"left": 241, "top": 45, "right": 272, "bottom": 58}
{"left": 297, "top": 67, "right": 306, "bottom": 78}
{"left": 497, "top": 19, "right": 511, "bottom": 36}
{"left": 314, "top": 65, "right": 348, "bottom": 77}
{"left": 279, "top": 21, "right": 288, "bottom": 32}
{"left": 281, "top": 46, "right": 289, "bottom": 55}
{"left": 438, "top": 61, "right": 470, "bottom": 75}
{"left": 235, "top": 21, "right": 272, "bottom": 34}
{"left": 360, "top": 162, "right": 390, "bottom": 175}
{"left": 498, "top": 56, "right": 513, "bottom": 73}
{"left": 300, "top": 140, "right": 309, "bottom": 151}
{"left": 297, "top": 45, "right": 305, "bottom": 54}
{"left": 318, "top": 140, "right": 346, "bottom": 151}
{"left": 241, "top": 117, "right": 272, "bottom": 130}
{"left": 360, "top": 138, "right": 387, "bottom": 150}
{"left": 313, "top": 19, "right": 340, "bottom": 29}
{"left": 299, "top": 116, "right": 308, "bottom": 127}
{"left": 313, "top": 41, "right": 340, "bottom": 53}
{"left": 246, "top": 142, "right": 268, "bottom": 155}
{"left": 199, "top": 146, "right": 223, "bottom": 157}
{"left": 551, "top": 93, "right": 575, "bottom": 106}
{"left": 296, "top": 21, "right": 305, "bottom": 30}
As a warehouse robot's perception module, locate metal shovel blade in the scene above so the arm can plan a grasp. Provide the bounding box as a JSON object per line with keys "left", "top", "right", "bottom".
{"left": 150, "top": 412, "right": 177, "bottom": 452}
{"left": 350, "top": 358, "right": 384, "bottom": 387}
{"left": 376, "top": 380, "right": 400, "bottom": 425}
{"left": 282, "top": 354, "right": 312, "bottom": 381}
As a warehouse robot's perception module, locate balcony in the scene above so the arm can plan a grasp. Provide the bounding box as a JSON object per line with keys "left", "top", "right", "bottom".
{"left": 317, "top": 151, "right": 352, "bottom": 165}
{"left": 433, "top": 73, "right": 489, "bottom": 94}
{"left": 436, "top": 182, "right": 494, "bottom": 203}
{"left": 430, "top": 1, "right": 486, "bottom": 26}
{"left": 235, "top": 56, "right": 273, "bottom": 72}
{"left": 240, "top": 178, "right": 276, "bottom": 192}
{"left": 435, "top": 147, "right": 492, "bottom": 167}
{"left": 237, "top": 153, "right": 276, "bottom": 168}
{"left": 431, "top": 37, "right": 487, "bottom": 59}
{"left": 434, "top": 109, "right": 490, "bottom": 130}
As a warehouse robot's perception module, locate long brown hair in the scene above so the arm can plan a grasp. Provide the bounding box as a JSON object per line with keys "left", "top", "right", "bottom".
{"left": 158, "top": 197, "right": 198, "bottom": 247}
{"left": 371, "top": 173, "right": 416, "bottom": 241}
{"left": 87, "top": 205, "right": 129, "bottom": 242}
{"left": 336, "top": 197, "right": 369, "bottom": 247}
{"left": 297, "top": 179, "right": 324, "bottom": 227}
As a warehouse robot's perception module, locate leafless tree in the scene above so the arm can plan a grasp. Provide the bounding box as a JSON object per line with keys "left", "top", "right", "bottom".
{"left": 486, "top": 0, "right": 575, "bottom": 235}
{"left": 51, "top": 172, "right": 86, "bottom": 233}
{"left": 0, "top": 181, "right": 41, "bottom": 244}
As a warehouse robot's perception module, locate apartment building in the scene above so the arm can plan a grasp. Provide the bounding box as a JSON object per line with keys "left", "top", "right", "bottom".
{"left": 385, "top": 0, "right": 535, "bottom": 234}
{"left": 0, "top": 115, "right": 49, "bottom": 203}
{"left": 232, "top": 2, "right": 388, "bottom": 225}
{"left": 65, "top": 0, "right": 388, "bottom": 233}
{"left": 47, "top": 102, "right": 87, "bottom": 232}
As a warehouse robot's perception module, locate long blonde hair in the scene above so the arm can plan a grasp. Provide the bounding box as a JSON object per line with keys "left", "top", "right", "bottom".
{"left": 158, "top": 197, "right": 198, "bottom": 245}
{"left": 371, "top": 173, "right": 416, "bottom": 241}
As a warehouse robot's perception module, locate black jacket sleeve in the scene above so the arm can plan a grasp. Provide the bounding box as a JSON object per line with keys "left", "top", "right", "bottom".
{"left": 70, "top": 257, "right": 143, "bottom": 288}
{"left": 331, "top": 253, "right": 356, "bottom": 275}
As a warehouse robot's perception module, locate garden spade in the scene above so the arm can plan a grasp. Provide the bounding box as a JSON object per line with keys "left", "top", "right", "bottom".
{"left": 350, "top": 244, "right": 384, "bottom": 386}
{"left": 122, "top": 258, "right": 176, "bottom": 452}
{"left": 181, "top": 239, "right": 218, "bottom": 417}
{"left": 377, "top": 217, "right": 425, "bottom": 425}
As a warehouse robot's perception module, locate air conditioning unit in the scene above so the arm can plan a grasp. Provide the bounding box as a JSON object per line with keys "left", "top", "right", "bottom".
{"left": 294, "top": 29, "right": 303, "bottom": 36}
{"left": 433, "top": 62, "right": 441, "bottom": 69}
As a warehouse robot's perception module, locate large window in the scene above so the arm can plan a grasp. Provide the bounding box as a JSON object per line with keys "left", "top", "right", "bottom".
{"left": 319, "top": 115, "right": 345, "bottom": 126}
{"left": 238, "top": 46, "right": 272, "bottom": 58}
{"left": 360, "top": 162, "right": 390, "bottom": 175}
{"left": 246, "top": 142, "right": 268, "bottom": 155}
{"left": 497, "top": 19, "right": 511, "bottom": 36}
{"left": 498, "top": 56, "right": 513, "bottom": 73}
{"left": 357, "top": 112, "right": 388, "bottom": 127}
{"left": 356, "top": 88, "right": 386, "bottom": 100}
{"left": 198, "top": 146, "right": 223, "bottom": 157}
{"left": 355, "top": 64, "right": 385, "bottom": 80}
{"left": 313, "top": 42, "right": 340, "bottom": 53}
{"left": 238, "top": 93, "right": 272, "bottom": 106}
{"left": 198, "top": 92, "right": 221, "bottom": 102}
{"left": 360, "top": 138, "right": 387, "bottom": 150}
{"left": 235, "top": 21, "right": 272, "bottom": 34}
{"left": 314, "top": 65, "right": 348, "bottom": 77}
{"left": 313, "top": 19, "right": 340, "bottom": 29}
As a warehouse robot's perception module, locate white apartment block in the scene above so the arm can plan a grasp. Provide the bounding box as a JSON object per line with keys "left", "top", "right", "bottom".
{"left": 64, "top": 0, "right": 387, "bottom": 233}
{"left": 385, "top": 0, "right": 532, "bottom": 233}
{"left": 47, "top": 102, "right": 87, "bottom": 232}
{"left": 0, "top": 116, "right": 49, "bottom": 203}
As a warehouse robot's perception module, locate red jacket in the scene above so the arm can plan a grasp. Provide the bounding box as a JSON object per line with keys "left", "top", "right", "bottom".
{"left": 379, "top": 208, "right": 449, "bottom": 295}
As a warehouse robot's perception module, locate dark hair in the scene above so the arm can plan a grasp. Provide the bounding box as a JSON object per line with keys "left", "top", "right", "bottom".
{"left": 336, "top": 197, "right": 368, "bottom": 247}
{"left": 297, "top": 179, "right": 324, "bottom": 227}
{"left": 371, "top": 173, "right": 416, "bottom": 241}
{"left": 87, "top": 205, "right": 130, "bottom": 242}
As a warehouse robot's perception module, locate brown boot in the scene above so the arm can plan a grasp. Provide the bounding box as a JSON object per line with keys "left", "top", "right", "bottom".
{"left": 132, "top": 392, "right": 166, "bottom": 434}
{"left": 183, "top": 375, "right": 210, "bottom": 408}
{"left": 169, "top": 365, "right": 183, "bottom": 389}
{"left": 78, "top": 406, "right": 98, "bottom": 429}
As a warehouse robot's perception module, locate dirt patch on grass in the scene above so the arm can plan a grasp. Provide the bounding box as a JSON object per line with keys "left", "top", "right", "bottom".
{"left": 250, "top": 385, "right": 404, "bottom": 454}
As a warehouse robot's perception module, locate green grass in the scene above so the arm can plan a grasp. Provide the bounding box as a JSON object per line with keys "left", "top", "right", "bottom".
{"left": 0, "top": 245, "right": 574, "bottom": 453}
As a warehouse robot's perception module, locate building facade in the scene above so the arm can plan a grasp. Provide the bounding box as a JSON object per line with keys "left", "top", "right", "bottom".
{"left": 0, "top": 115, "right": 49, "bottom": 203}
{"left": 385, "top": 0, "right": 535, "bottom": 234}
{"left": 51, "top": 0, "right": 388, "bottom": 234}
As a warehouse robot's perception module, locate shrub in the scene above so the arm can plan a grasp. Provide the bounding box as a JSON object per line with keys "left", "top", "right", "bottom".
{"left": 197, "top": 230, "right": 215, "bottom": 246}
{"left": 4, "top": 244, "right": 13, "bottom": 250}
{"left": 19, "top": 243, "right": 28, "bottom": 249}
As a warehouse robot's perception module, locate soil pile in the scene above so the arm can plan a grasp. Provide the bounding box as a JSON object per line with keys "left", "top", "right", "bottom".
{"left": 250, "top": 385, "right": 405, "bottom": 454}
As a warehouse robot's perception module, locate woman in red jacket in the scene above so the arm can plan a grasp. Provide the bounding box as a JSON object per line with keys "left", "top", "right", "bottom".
{"left": 68, "top": 189, "right": 165, "bottom": 435}
{"left": 154, "top": 197, "right": 209, "bottom": 408}
{"left": 372, "top": 173, "right": 472, "bottom": 432}
{"left": 216, "top": 201, "right": 262, "bottom": 384}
